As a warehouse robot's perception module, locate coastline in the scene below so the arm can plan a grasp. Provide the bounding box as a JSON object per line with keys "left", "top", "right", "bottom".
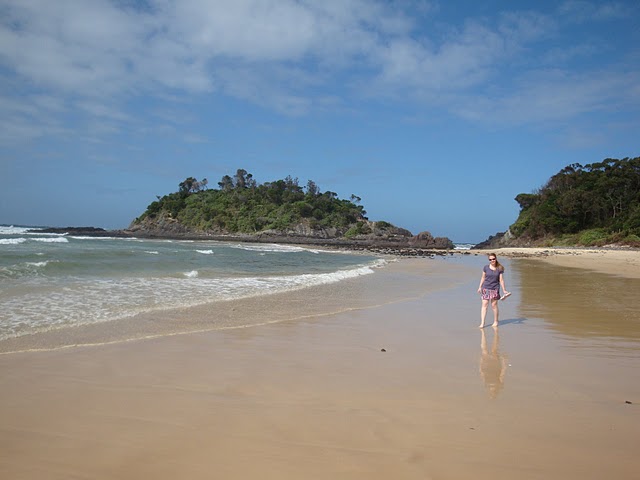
{"left": 1, "top": 256, "right": 638, "bottom": 479}
{"left": 22, "top": 226, "right": 640, "bottom": 276}
{"left": 4, "top": 244, "right": 638, "bottom": 355}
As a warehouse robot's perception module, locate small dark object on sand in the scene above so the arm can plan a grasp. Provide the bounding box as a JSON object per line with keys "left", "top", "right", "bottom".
{"left": 381, "top": 348, "right": 386, "bottom": 352}
{"left": 625, "top": 400, "right": 632, "bottom": 404}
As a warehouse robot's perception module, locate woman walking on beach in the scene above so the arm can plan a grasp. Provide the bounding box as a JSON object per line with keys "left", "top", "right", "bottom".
{"left": 477, "top": 253, "right": 510, "bottom": 328}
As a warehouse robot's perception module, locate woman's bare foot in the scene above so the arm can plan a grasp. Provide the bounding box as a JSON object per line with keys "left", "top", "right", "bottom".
{"left": 479, "top": 323, "right": 485, "bottom": 328}
{"left": 492, "top": 322, "right": 499, "bottom": 327}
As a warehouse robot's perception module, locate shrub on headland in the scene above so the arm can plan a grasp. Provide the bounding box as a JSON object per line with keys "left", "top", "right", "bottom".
{"left": 133, "top": 169, "right": 368, "bottom": 236}
{"left": 130, "top": 169, "right": 453, "bottom": 247}
{"left": 507, "top": 157, "right": 640, "bottom": 247}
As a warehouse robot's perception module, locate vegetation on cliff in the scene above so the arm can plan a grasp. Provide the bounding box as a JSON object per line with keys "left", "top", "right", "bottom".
{"left": 133, "top": 169, "right": 391, "bottom": 238}
{"left": 509, "top": 157, "right": 640, "bottom": 246}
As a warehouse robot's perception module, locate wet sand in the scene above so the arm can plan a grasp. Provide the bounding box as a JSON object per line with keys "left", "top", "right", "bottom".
{"left": 1, "top": 256, "right": 639, "bottom": 479}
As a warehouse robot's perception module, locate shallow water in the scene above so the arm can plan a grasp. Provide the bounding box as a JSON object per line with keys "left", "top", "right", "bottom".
{"left": 0, "top": 226, "right": 381, "bottom": 342}
{"left": 512, "top": 259, "right": 640, "bottom": 354}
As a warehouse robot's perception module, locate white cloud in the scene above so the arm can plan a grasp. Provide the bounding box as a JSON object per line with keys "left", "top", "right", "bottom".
{"left": 559, "top": 1, "right": 628, "bottom": 22}
{"left": 451, "top": 68, "right": 640, "bottom": 127}
{"left": 0, "top": 0, "right": 637, "bottom": 144}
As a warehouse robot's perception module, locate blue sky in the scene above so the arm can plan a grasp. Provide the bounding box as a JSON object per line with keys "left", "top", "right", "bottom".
{"left": 1, "top": 0, "right": 638, "bottom": 242}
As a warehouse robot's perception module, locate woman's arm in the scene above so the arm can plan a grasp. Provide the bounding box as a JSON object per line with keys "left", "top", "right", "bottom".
{"left": 499, "top": 272, "right": 509, "bottom": 295}
{"left": 477, "top": 271, "right": 486, "bottom": 293}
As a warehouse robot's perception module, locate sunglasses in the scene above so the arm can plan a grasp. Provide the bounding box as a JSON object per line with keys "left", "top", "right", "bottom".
{"left": 489, "top": 258, "right": 496, "bottom": 261}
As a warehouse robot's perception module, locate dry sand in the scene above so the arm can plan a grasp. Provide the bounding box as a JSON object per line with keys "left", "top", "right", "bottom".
{"left": 476, "top": 246, "right": 640, "bottom": 279}
{"left": 1, "top": 255, "right": 639, "bottom": 479}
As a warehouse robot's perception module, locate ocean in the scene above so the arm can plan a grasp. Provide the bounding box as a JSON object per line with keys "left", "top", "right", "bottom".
{"left": 0, "top": 225, "right": 384, "bottom": 343}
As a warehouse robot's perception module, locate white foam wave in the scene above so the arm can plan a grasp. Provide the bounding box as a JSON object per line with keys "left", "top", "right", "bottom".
{"left": 145, "top": 251, "right": 159, "bottom": 255}
{"left": 69, "top": 236, "right": 119, "bottom": 241}
{"left": 26, "top": 261, "right": 50, "bottom": 268}
{"left": 1, "top": 236, "right": 68, "bottom": 245}
{"left": 230, "top": 243, "right": 309, "bottom": 253}
{"left": 33, "top": 237, "right": 69, "bottom": 243}
{"left": 0, "top": 225, "right": 40, "bottom": 235}
{"left": 0, "top": 259, "right": 386, "bottom": 342}
{"left": 280, "top": 264, "right": 375, "bottom": 288}
{"left": 196, "top": 250, "right": 214, "bottom": 255}
{"left": 0, "top": 259, "right": 56, "bottom": 278}
{"left": 0, "top": 238, "right": 27, "bottom": 245}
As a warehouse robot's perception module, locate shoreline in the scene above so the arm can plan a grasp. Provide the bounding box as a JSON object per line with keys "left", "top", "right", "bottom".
{"left": 1, "top": 255, "right": 638, "bottom": 479}
{"left": 3, "top": 244, "right": 639, "bottom": 354}
{"left": 0, "top": 257, "right": 474, "bottom": 355}
{"left": 4, "top": 229, "right": 639, "bottom": 354}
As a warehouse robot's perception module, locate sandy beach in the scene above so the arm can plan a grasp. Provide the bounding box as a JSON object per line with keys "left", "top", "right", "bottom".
{"left": 1, "top": 252, "right": 639, "bottom": 479}
{"left": 478, "top": 246, "right": 640, "bottom": 279}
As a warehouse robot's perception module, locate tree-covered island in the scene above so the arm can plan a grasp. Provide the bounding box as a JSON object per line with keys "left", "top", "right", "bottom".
{"left": 477, "top": 157, "right": 640, "bottom": 248}
{"left": 129, "top": 169, "right": 454, "bottom": 249}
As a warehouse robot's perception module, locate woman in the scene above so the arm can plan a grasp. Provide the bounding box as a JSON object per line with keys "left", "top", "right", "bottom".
{"left": 477, "top": 253, "right": 510, "bottom": 328}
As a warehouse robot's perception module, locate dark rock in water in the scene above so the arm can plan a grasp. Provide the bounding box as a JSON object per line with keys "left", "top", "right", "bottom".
{"left": 29, "top": 227, "right": 131, "bottom": 238}
{"left": 36, "top": 226, "right": 106, "bottom": 234}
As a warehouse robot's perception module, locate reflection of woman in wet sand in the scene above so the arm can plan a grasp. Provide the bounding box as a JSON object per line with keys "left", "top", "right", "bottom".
{"left": 477, "top": 253, "right": 510, "bottom": 328}
{"left": 479, "top": 327, "right": 507, "bottom": 399}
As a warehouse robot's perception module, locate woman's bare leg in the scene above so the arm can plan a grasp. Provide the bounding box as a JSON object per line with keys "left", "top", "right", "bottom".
{"left": 491, "top": 299, "right": 499, "bottom": 327}
{"left": 479, "top": 299, "right": 489, "bottom": 328}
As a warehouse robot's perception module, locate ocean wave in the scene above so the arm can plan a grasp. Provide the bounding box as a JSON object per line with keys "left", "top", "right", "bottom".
{"left": 196, "top": 250, "right": 214, "bottom": 255}
{"left": 0, "top": 225, "right": 41, "bottom": 235}
{"left": 0, "top": 236, "right": 69, "bottom": 245}
{"left": 0, "top": 238, "right": 27, "bottom": 245}
{"left": 0, "top": 259, "right": 385, "bottom": 342}
{"left": 145, "top": 251, "right": 160, "bottom": 255}
{"left": 0, "top": 260, "right": 56, "bottom": 279}
{"left": 273, "top": 263, "right": 379, "bottom": 289}
{"left": 68, "top": 236, "right": 120, "bottom": 241}
{"left": 229, "top": 243, "right": 310, "bottom": 253}
{"left": 26, "top": 261, "right": 50, "bottom": 268}
{"left": 0, "top": 236, "right": 69, "bottom": 244}
{"left": 32, "top": 237, "right": 69, "bottom": 243}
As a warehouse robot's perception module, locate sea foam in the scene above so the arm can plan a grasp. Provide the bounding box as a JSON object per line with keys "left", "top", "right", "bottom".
{"left": 229, "top": 243, "right": 309, "bottom": 253}
{"left": 33, "top": 237, "right": 69, "bottom": 243}
{"left": 0, "top": 238, "right": 27, "bottom": 245}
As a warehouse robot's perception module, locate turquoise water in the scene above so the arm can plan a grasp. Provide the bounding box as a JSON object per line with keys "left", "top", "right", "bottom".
{"left": 0, "top": 226, "right": 383, "bottom": 341}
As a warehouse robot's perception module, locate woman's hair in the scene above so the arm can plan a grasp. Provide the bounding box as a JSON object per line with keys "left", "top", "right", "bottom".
{"left": 488, "top": 253, "right": 505, "bottom": 271}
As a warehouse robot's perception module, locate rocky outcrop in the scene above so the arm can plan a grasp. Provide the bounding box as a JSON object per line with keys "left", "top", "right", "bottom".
{"left": 127, "top": 215, "right": 455, "bottom": 249}
{"left": 473, "top": 232, "right": 507, "bottom": 249}
{"left": 473, "top": 229, "right": 538, "bottom": 249}
{"left": 409, "top": 231, "right": 455, "bottom": 249}
{"left": 127, "top": 215, "right": 202, "bottom": 237}
{"left": 261, "top": 223, "right": 341, "bottom": 239}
